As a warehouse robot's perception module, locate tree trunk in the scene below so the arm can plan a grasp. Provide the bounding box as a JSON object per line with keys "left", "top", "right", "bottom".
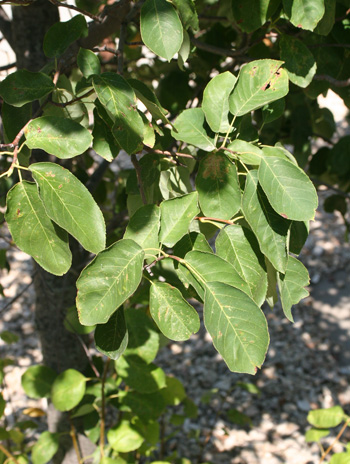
{"left": 8, "top": 3, "right": 94, "bottom": 462}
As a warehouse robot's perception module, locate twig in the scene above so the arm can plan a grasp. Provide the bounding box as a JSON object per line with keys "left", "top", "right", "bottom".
{"left": 131, "top": 154, "right": 147, "bottom": 205}
{"left": 319, "top": 418, "right": 350, "bottom": 463}
{"left": 92, "top": 45, "right": 120, "bottom": 57}
{"left": 69, "top": 417, "right": 83, "bottom": 464}
{"left": 125, "top": 40, "right": 143, "bottom": 46}
{"left": 143, "top": 255, "right": 166, "bottom": 271}
{"left": 117, "top": 21, "right": 127, "bottom": 74}
{"left": 195, "top": 216, "right": 235, "bottom": 225}
{"left": 0, "top": 444, "right": 20, "bottom": 464}
{"left": 151, "top": 148, "right": 196, "bottom": 159}
{"left": 48, "top": 0, "right": 102, "bottom": 23}
{"left": 311, "top": 177, "right": 350, "bottom": 199}
{"left": 100, "top": 359, "right": 111, "bottom": 459}
{"left": 0, "top": 273, "right": 36, "bottom": 316}
{"left": 49, "top": 89, "right": 95, "bottom": 108}
{"left": 314, "top": 74, "right": 350, "bottom": 87}
{"left": 0, "top": 62, "right": 16, "bottom": 71}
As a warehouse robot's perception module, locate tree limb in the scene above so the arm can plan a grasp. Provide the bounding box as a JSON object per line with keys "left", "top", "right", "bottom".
{"left": 314, "top": 74, "right": 350, "bottom": 87}
{"left": 0, "top": 5, "right": 12, "bottom": 46}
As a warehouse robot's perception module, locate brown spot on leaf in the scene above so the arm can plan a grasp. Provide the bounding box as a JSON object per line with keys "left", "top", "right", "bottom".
{"left": 281, "top": 213, "right": 288, "bottom": 219}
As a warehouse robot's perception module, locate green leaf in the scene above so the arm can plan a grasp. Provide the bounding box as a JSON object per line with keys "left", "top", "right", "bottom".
{"left": 241, "top": 171, "right": 290, "bottom": 273}
{"left": 124, "top": 204, "right": 160, "bottom": 257}
{"left": 258, "top": 157, "right": 318, "bottom": 221}
{"left": 5, "top": 182, "right": 71, "bottom": 276}
{"left": 171, "top": 108, "right": 216, "bottom": 151}
{"left": 160, "top": 165, "right": 192, "bottom": 199}
{"left": 77, "top": 48, "right": 101, "bottom": 78}
{"left": 330, "top": 453, "right": 350, "bottom": 464}
{"left": 51, "top": 369, "right": 86, "bottom": 412}
{"left": 30, "top": 162, "right": 105, "bottom": 254}
{"left": 196, "top": 152, "right": 241, "bottom": 220}
{"left": 31, "top": 431, "right": 59, "bottom": 464}
{"left": 77, "top": 239, "right": 145, "bottom": 325}
{"left": 124, "top": 308, "right": 160, "bottom": 364}
{"left": 25, "top": 117, "right": 92, "bottom": 159}
{"left": 108, "top": 420, "right": 144, "bottom": 452}
{"left": 204, "top": 281, "right": 269, "bottom": 374}
{"left": 231, "top": 0, "right": 280, "bottom": 32}
{"left": 150, "top": 282, "right": 200, "bottom": 341}
{"left": 0, "top": 70, "right": 54, "bottom": 107}
{"left": 283, "top": 0, "right": 325, "bottom": 31}
{"left": 307, "top": 406, "right": 345, "bottom": 428}
{"left": 44, "top": 15, "right": 88, "bottom": 57}
{"left": 216, "top": 225, "right": 267, "bottom": 307}
{"left": 265, "top": 258, "right": 278, "bottom": 308}
{"left": 305, "top": 428, "right": 329, "bottom": 443}
{"left": 0, "top": 331, "right": 19, "bottom": 344}
{"left": 226, "top": 139, "right": 263, "bottom": 165}
{"left": 178, "top": 29, "right": 191, "bottom": 70}
{"left": 202, "top": 72, "right": 237, "bottom": 133}
{"left": 229, "top": 60, "right": 289, "bottom": 116}
{"left": 172, "top": 0, "right": 199, "bottom": 31}
{"left": 93, "top": 73, "right": 144, "bottom": 154}
{"left": 116, "top": 355, "right": 166, "bottom": 393}
{"left": 183, "top": 250, "right": 253, "bottom": 300}
{"left": 0, "top": 394, "right": 4, "bottom": 418}
{"left": 141, "top": 0, "right": 183, "bottom": 61}
{"left": 21, "top": 365, "right": 57, "bottom": 399}
{"left": 280, "top": 35, "right": 317, "bottom": 88}
{"left": 94, "top": 309, "right": 128, "bottom": 360}
{"left": 159, "top": 192, "right": 199, "bottom": 247}
{"left": 128, "top": 78, "right": 169, "bottom": 124}
{"left": 277, "top": 256, "right": 309, "bottom": 322}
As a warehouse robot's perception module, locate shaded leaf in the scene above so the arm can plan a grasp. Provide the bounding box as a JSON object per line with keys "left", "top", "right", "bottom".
{"left": 51, "top": 369, "right": 86, "bottom": 412}
{"left": 172, "top": 108, "right": 216, "bottom": 151}
{"left": 159, "top": 192, "right": 199, "bottom": 247}
{"left": 76, "top": 239, "right": 145, "bottom": 325}
{"left": 159, "top": 165, "right": 192, "bottom": 199}
{"left": 196, "top": 152, "right": 241, "bottom": 220}
{"left": 202, "top": 72, "right": 237, "bottom": 133}
{"left": 280, "top": 35, "right": 317, "bottom": 88}
{"left": 262, "top": 99, "right": 285, "bottom": 124}
{"left": 307, "top": 406, "right": 345, "bottom": 428}
{"left": 265, "top": 257, "right": 278, "bottom": 308}
{"left": 92, "top": 109, "right": 119, "bottom": 161}
{"left": 232, "top": 0, "right": 280, "bottom": 32}
{"left": 141, "top": 0, "right": 183, "bottom": 61}
{"left": 283, "top": 0, "right": 325, "bottom": 31}
{"left": 0, "top": 70, "right": 54, "bottom": 107}
{"left": 278, "top": 256, "right": 309, "bottom": 322}
{"left": 95, "top": 309, "right": 128, "bottom": 360}
{"left": 77, "top": 48, "right": 101, "bottom": 78}
{"left": 118, "top": 390, "right": 165, "bottom": 421}
{"left": 173, "top": 231, "right": 212, "bottom": 258}
{"left": 216, "top": 225, "right": 267, "bottom": 306}
{"left": 21, "top": 365, "right": 57, "bottom": 399}
{"left": 93, "top": 73, "right": 144, "bottom": 154}
{"left": 314, "top": 0, "right": 335, "bottom": 35}
{"left": 204, "top": 281, "right": 269, "bottom": 374}
{"left": 116, "top": 355, "right": 166, "bottom": 393}
{"left": 5, "top": 182, "right": 71, "bottom": 276}
{"left": 242, "top": 171, "right": 290, "bottom": 273}
{"left": 289, "top": 220, "right": 309, "bottom": 255}
{"left": 161, "top": 376, "right": 186, "bottom": 406}
{"left": 150, "top": 281, "right": 200, "bottom": 340}
{"left": 258, "top": 156, "right": 318, "bottom": 221}
{"left": 25, "top": 117, "right": 92, "bottom": 159}
{"left": 124, "top": 308, "right": 160, "bottom": 364}
{"left": 44, "top": 15, "right": 88, "bottom": 57}
{"left": 128, "top": 78, "right": 169, "bottom": 124}
{"left": 30, "top": 163, "right": 106, "bottom": 254}
{"left": 172, "top": 0, "right": 199, "bottom": 31}
{"left": 229, "top": 60, "right": 288, "bottom": 116}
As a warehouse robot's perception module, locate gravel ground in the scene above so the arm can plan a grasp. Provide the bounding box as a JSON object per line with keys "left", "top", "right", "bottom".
{"left": 1, "top": 191, "right": 350, "bottom": 464}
